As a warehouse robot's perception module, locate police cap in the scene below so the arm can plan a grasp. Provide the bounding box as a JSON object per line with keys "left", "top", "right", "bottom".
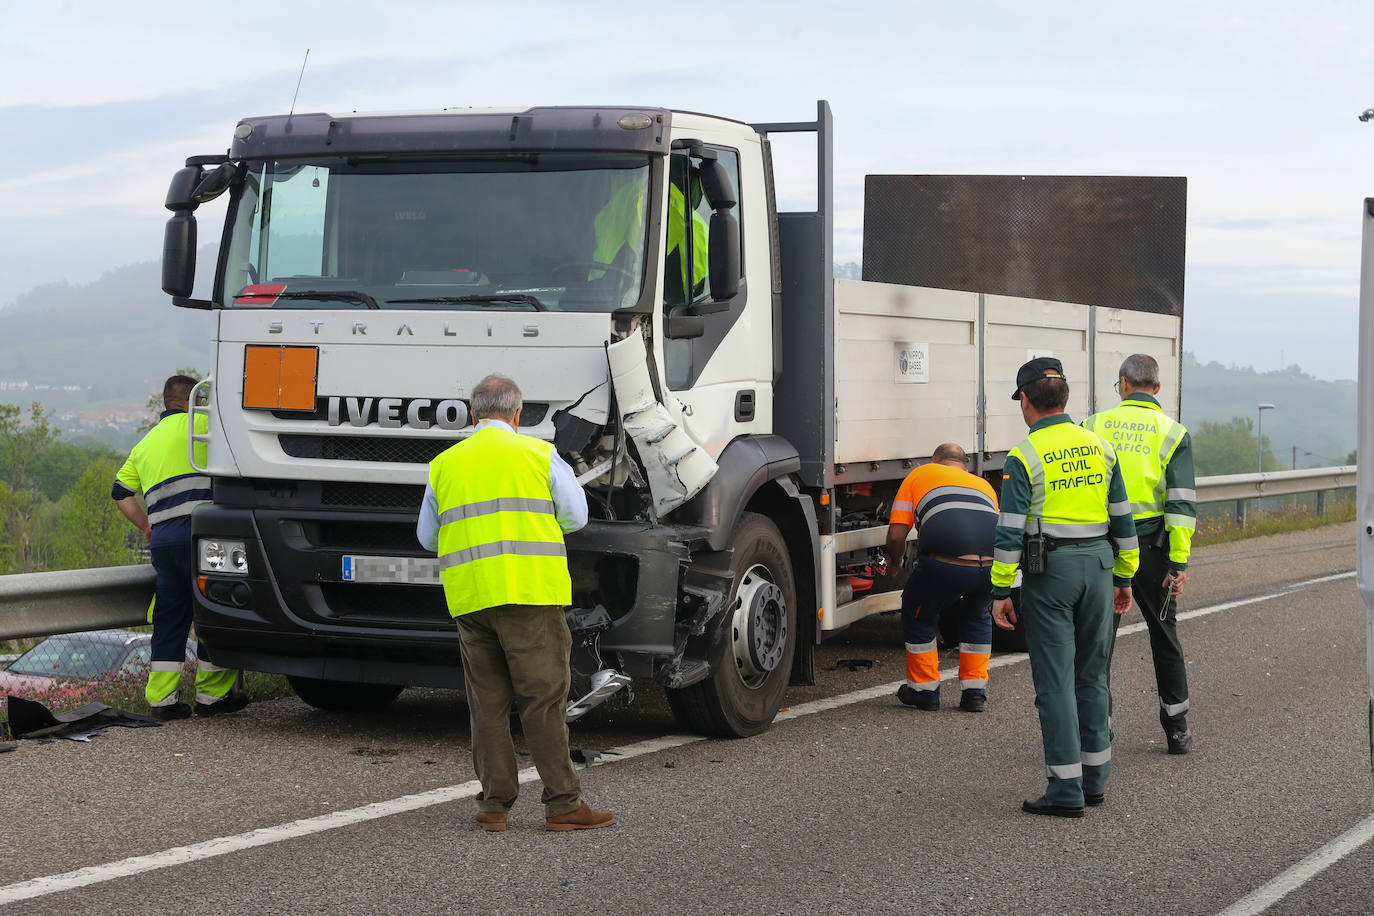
{"left": 1012, "top": 357, "right": 1065, "bottom": 400}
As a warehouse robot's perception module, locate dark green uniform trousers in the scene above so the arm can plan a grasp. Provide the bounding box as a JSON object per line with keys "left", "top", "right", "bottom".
{"left": 1020, "top": 542, "right": 1114, "bottom": 807}
{"left": 455, "top": 604, "right": 582, "bottom": 817}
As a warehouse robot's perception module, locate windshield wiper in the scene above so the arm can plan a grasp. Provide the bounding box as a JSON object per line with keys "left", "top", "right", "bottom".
{"left": 274, "top": 290, "right": 380, "bottom": 309}
{"left": 386, "top": 294, "right": 547, "bottom": 312}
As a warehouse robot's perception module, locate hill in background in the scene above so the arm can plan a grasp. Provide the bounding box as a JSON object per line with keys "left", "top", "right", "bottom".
{"left": 0, "top": 257, "right": 1358, "bottom": 467}
{"left": 1180, "top": 354, "right": 1355, "bottom": 469}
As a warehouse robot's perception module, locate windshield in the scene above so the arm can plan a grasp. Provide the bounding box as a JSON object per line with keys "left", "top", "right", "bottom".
{"left": 221, "top": 153, "right": 651, "bottom": 312}
{"left": 10, "top": 635, "right": 127, "bottom": 679}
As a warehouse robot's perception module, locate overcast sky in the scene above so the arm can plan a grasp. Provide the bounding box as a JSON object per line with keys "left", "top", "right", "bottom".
{"left": 2, "top": 0, "right": 1370, "bottom": 379}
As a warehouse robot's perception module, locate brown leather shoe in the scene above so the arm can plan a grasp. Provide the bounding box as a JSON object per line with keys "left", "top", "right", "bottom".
{"left": 544, "top": 801, "right": 615, "bottom": 831}
{"left": 475, "top": 811, "right": 508, "bottom": 832}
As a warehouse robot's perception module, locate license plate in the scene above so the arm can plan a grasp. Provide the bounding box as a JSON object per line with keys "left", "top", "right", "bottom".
{"left": 341, "top": 555, "right": 441, "bottom": 585}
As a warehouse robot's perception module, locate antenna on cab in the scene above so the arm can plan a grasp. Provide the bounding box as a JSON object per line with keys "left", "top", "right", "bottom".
{"left": 289, "top": 49, "right": 311, "bottom": 117}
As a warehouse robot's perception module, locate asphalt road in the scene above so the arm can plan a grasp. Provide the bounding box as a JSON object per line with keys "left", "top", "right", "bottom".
{"left": 1, "top": 523, "right": 1369, "bottom": 915}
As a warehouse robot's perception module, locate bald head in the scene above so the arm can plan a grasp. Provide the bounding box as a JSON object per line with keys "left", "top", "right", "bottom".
{"left": 931, "top": 443, "right": 968, "bottom": 468}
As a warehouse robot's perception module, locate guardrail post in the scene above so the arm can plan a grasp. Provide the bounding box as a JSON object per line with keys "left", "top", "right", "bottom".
{"left": 1316, "top": 489, "right": 1326, "bottom": 517}
{"left": 1236, "top": 498, "right": 1247, "bottom": 528}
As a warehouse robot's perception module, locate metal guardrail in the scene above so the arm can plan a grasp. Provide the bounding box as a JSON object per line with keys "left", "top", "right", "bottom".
{"left": 0, "top": 565, "right": 152, "bottom": 641}
{"left": 0, "top": 466, "right": 1357, "bottom": 643}
{"left": 1195, "top": 465, "right": 1356, "bottom": 502}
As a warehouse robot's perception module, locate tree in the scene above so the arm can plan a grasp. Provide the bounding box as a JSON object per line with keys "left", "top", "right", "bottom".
{"left": 48, "top": 457, "right": 142, "bottom": 570}
{"left": 1191, "top": 416, "right": 1283, "bottom": 477}
{"left": 0, "top": 402, "right": 58, "bottom": 572}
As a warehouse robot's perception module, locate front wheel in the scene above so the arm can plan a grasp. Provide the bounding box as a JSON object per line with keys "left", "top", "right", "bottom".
{"left": 287, "top": 676, "right": 404, "bottom": 712}
{"left": 667, "top": 512, "right": 797, "bottom": 738}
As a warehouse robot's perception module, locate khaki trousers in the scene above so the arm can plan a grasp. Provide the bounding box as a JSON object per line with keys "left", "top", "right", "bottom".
{"left": 455, "top": 603, "right": 582, "bottom": 817}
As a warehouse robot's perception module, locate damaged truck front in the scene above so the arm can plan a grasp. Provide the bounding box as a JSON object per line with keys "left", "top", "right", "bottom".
{"left": 160, "top": 102, "right": 1184, "bottom": 737}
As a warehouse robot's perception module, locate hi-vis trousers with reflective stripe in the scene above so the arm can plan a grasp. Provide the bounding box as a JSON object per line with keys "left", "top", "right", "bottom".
{"left": 146, "top": 542, "right": 236, "bottom": 707}
{"left": 900, "top": 559, "right": 993, "bottom": 698}
{"left": 1019, "top": 541, "right": 1115, "bottom": 807}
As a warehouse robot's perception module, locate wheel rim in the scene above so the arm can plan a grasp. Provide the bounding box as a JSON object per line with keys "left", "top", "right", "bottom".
{"left": 730, "top": 563, "right": 789, "bottom": 688}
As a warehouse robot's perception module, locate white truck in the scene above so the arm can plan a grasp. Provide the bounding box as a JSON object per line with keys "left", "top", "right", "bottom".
{"left": 159, "top": 101, "right": 1183, "bottom": 736}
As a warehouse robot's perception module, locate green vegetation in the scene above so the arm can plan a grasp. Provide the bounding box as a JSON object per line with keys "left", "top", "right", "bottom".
{"left": 0, "top": 401, "right": 134, "bottom": 574}
{"left": 1193, "top": 493, "right": 1355, "bottom": 547}
{"left": 1181, "top": 354, "right": 1355, "bottom": 472}
{"left": 1191, "top": 415, "right": 1286, "bottom": 477}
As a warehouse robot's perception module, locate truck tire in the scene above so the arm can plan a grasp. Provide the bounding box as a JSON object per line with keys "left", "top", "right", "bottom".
{"left": 667, "top": 512, "right": 797, "bottom": 738}
{"left": 287, "top": 676, "right": 404, "bottom": 712}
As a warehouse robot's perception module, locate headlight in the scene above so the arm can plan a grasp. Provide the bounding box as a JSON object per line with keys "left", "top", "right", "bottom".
{"left": 199, "top": 539, "right": 249, "bottom": 575}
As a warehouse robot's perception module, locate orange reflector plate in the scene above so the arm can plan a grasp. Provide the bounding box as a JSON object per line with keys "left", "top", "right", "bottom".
{"left": 243, "top": 345, "right": 318, "bottom": 410}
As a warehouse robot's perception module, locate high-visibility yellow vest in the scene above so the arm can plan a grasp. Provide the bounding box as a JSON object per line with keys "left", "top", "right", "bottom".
{"left": 116, "top": 411, "right": 211, "bottom": 533}
{"left": 591, "top": 180, "right": 705, "bottom": 289}
{"left": 429, "top": 426, "right": 571, "bottom": 616}
{"left": 1007, "top": 422, "right": 1116, "bottom": 539}
{"left": 1083, "top": 401, "right": 1186, "bottom": 521}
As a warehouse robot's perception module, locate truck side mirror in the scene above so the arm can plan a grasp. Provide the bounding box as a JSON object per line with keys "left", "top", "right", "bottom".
{"left": 162, "top": 212, "right": 198, "bottom": 299}
{"left": 163, "top": 165, "right": 201, "bottom": 300}
{"left": 705, "top": 209, "right": 741, "bottom": 304}
{"left": 192, "top": 162, "right": 238, "bottom": 203}
{"left": 664, "top": 305, "right": 705, "bottom": 339}
{"left": 165, "top": 166, "right": 204, "bottom": 212}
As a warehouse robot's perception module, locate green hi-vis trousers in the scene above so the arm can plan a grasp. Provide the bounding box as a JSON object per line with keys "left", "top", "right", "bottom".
{"left": 1019, "top": 541, "right": 1115, "bottom": 807}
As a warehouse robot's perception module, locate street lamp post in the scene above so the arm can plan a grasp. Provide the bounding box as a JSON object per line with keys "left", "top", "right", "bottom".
{"left": 1257, "top": 403, "right": 1276, "bottom": 474}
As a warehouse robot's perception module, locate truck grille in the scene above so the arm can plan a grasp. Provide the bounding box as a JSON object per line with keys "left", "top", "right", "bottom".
{"left": 321, "top": 482, "right": 426, "bottom": 510}
{"left": 281, "top": 435, "right": 452, "bottom": 464}
{"left": 317, "top": 583, "right": 451, "bottom": 626}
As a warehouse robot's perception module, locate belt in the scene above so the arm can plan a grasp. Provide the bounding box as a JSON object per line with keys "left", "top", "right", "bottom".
{"left": 927, "top": 554, "right": 995, "bottom": 568}
{"left": 1044, "top": 536, "right": 1107, "bottom": 549}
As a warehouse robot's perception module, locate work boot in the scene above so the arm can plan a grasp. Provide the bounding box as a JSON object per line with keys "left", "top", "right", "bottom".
{"left": 545, "top": 801, "right": 615, "bottom": 831}
{"left": 959, "top": 689, "right": 987, "bottom": 713}
{"left": 1166, "top": 729, "right": 1193, "bottom": 755}
{"left": 1021, "top": 796, "right": 1085, "bottom": 818}
{"left": 897, "top": 685, "right": 939, "bottom": 711}
{"left": 475, "top": 811, "right": 508, "bottom": 832}
{"left": 195, "top": 693, "right": 249, "bottom": 717}
{"left": 150, "top": 703, "right": 191, "bottom": 722}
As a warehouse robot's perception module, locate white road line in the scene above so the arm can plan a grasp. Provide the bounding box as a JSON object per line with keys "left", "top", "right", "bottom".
{"left": 0, "top": 569, "right": 1357, "bottom": 906}
{"left": 1217, "top": 811, "right": 1374, "bottom": 916}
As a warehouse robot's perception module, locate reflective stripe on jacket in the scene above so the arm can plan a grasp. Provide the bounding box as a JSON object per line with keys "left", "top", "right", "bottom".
{"left": 991, "top": 414, "right": 1139, "bottom": 593}
{"left": 1083, "top": 394, "right": 1196, "bottom": 568}
{"left": 430, "top": 426, "right": 572, "bottom": 616}
{"left": 114, "top": 410, "right": 210, "bottom": 547}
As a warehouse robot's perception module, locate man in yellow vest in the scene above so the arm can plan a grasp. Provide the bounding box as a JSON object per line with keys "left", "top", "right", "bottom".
{"left": 416, "top": 373, "right": 614, "bottom": 832}
{"left": 1084, "top": 354, "right": 1196, "bottom": 755}
{"left": 113, "top": 375, "right": 244, "bottom": 720}
{"left": 991, "top": 358, "right": 1138, "bottom": 817}
{"left": 591, "top": 168, "right": 707, "bottom": 302}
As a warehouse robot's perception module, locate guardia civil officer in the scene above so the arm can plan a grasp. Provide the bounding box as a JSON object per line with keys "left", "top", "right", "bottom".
{"left": 1084, "top": 354, "right": 1196, "bottom": 754}
{"left": 991, "top": 358, "right": 1138, "bottom": 817}
{"left": 417, "top": 373, "right": 614, "bottom": 832}
{"left": 113, "top": 375, "right": 245, "bottom": 720}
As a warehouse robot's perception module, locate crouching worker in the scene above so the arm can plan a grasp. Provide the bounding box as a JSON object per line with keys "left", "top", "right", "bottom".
{"left": 417, "top": 373, "right": 614, "bottom": 833}
{"left": 884, "top": 443, "right": 999, "bottom": 712}
{"left": 113, "top": 374, "right": 245, "bottom": 720}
